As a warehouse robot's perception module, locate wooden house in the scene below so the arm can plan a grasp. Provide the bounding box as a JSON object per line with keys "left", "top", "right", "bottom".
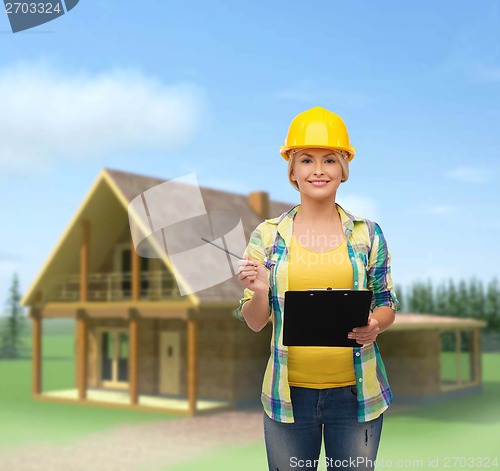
{"left": 19, "top": 168, "right": 487, "bottom": 415}
{"left": 378, "top": 314, "right": 486, "bottom": 405}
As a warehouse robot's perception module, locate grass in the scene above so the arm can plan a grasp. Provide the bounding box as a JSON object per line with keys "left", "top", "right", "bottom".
{"left": 159, "top": 353, "right": 500, "bottom": 471}
{"left": 1, "top": 323, "right": 499, "bottom": 471}
{"left": 0, "top": 322, "right": 182, "bottom": 451}
{"left": 440, "top": 351, "right": 472, "bottom": 382}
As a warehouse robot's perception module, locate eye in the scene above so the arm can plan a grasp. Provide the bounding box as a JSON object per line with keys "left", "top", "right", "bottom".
{"left": 301, "top": 158, "right": 312, "bottom": 163}
{"left": 325, "top": 158, "right": 336, "bottom": 163}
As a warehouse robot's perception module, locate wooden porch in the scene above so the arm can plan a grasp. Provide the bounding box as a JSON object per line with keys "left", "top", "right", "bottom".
{"left": 35, "top": 388, "right": 231, "bottom": 416}
{"left": 29, "top": 219, "right": 204, "bottom": 415}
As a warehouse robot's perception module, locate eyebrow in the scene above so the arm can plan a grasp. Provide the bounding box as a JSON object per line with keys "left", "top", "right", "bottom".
{"left": 298, "top": 152, "right": 336, "bottom": 158}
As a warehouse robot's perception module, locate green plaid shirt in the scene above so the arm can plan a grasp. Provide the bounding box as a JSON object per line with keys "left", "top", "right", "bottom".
{"left": 235, "top": 203, "right": 401, "bottom": 423}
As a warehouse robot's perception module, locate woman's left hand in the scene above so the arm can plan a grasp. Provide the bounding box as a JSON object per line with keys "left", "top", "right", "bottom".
{"left": 348, "top": 317, "right": 380, "bottom": 345}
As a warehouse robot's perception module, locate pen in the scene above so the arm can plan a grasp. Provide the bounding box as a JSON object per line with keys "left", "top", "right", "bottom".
{"left": 201, "top": 237, "right": 244, "bottom": 260}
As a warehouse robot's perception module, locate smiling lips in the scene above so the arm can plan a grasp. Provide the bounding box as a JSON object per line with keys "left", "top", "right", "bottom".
{"left": 308, "top": 180, "right": 330, "bottom": 187}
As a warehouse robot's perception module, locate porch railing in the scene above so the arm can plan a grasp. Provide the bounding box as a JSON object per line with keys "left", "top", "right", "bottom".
{"left": 45, "top": 271, "right": 182, "bottom": 302}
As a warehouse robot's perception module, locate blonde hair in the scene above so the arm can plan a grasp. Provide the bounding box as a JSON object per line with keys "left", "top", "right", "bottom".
{"left": 287, "top": 148, "right": 350, "bottom": 192}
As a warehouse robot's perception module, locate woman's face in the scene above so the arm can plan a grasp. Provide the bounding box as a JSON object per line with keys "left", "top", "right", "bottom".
{"left": 290, "top": 148, "right": 344, "bottom": 198}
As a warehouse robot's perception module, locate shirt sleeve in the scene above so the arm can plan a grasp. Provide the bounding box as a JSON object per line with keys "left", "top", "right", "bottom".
{"left": 234, "top": 223, "right": 270, "bottom": 321}
{"left": 367, "top": 222, "right": 401, "bottom": 314}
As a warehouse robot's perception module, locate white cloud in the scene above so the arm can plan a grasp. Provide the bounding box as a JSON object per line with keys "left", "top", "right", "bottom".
{"left": 445, "top": 166, "right": 491, "bottom": 183}
{"left": 0, "top": 59, "right": 205, "bottom": 178}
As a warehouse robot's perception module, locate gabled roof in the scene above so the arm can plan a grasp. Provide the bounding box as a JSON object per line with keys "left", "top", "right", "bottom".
{"left": 20, "top": 167, "right": 293, "bottom": 307}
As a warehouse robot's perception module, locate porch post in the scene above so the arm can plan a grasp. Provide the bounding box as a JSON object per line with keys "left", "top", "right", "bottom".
{"left": 187, "top": 318, "right": 197, "bottom": 414}
{"left": 31, "top": 307, "right": 42, "bottom": 395}
{"left": 80, "top": 220, "right": 90, "bottom": 302}
{"left": 76, "top": 309, "right": 88, "bottom": 400}
{"left": 470, "top": 329, "right": 481, "bottom": 384}
{"left": 130, "top": 309, "right": 139, "bottom": 405}
{"left": 455, "top": 329, "right": 461, "bottom": 384}
{"left": 131, "top": 240, "right": 140, "bottom": 301}
{"left": 77, "top": 219, "right": 89, "bottom": 400}
{"left": 130, "top": 239, "right": 140, "bottom": 405}
{"left": 31, "top": 290, "right": 43, "bottom": 396}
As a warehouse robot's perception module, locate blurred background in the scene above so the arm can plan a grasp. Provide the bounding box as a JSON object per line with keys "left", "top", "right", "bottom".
{"left": 1, "top": 1, "right": 499, "bottom": 470}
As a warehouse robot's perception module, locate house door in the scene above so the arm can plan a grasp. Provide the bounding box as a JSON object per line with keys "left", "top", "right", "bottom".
{"left": 100, "top": 329, "right": 129, "bottom": 389}
{"left": 159, "top": 331, "right": 181, "bottom": 395}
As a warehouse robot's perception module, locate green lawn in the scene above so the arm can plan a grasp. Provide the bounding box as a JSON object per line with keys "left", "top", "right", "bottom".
{"left": 440, "top": 351, "right": 472, "bottom": 382}
{"left": 0, "top": 327, "right": 182, "bottom": 451}
{"left": 2, "top": 327, "right": 499, "bottom": 471}
{"left": 160, "top": 354, "right": 500, "bottom": 471}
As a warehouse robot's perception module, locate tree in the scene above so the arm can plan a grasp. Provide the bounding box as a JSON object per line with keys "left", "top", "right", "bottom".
{"left": 468, "top": 277, "right": 484, "bottom": 321}
{"left": 435, "top": 281, "right": 448, "bottom": 316}
{"left": 0, "top": 272, "right": 28, "bottom": 359}
{"left": 485, "top": 277, "right": 500, "bottom": 331}
{"left": 394, "top": 277, "right": 499, "bottom": 322}
{"left": 447, "top": 279, "right": 459, "bottom": 317}
{"left": 424, "top": 278, "right": 435, "bottom": 313}
{"left": 407, "top": 281, "right": 421, "bottom": 312}
{"left": 457, "top": 279, "right": 468, "bottom": 317}
{"left": 407, "top": 280, "right": 434, "bottom": 313}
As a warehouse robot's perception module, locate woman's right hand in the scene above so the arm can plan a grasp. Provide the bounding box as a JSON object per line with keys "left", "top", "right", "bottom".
{"left": 237, "top": 257, "right": 270, "bottom": 294}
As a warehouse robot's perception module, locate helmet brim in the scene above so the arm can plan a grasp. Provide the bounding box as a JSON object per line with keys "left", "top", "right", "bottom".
{"left": 280, "top": 145, "right": 356, "bottom": 162}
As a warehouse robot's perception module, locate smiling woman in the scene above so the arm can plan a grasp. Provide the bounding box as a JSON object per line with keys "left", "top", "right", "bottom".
{"left": 288, "top": 148, "right": 350, "bottom": 191}
{"left": 289, "top": 148, "right": 347, "bottom": 198}
{"left": 236, "top": 106, "right": 401, "bottom": 471}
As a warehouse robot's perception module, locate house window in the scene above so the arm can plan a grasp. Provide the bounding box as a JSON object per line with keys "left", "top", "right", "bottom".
{"left": 100, "top": 329, "right": 129, "bottom": 387}
{"left": 101, "top": 331, "right": 113, "bottom": 381}
{"left": 118, "top": 331, "right": 129, "bottom": 382}
{"left": 440, "top": 330, "right": 474, "bottom": 389}
{"left": 117, "top": 246, "right": 149, "bottom": 299}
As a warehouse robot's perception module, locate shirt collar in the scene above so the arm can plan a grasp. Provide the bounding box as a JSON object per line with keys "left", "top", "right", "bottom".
{"left": 265, "top": 203, "right": 364, "bottom": 247}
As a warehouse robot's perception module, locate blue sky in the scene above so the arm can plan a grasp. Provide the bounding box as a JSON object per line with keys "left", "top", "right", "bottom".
{"left": 1, "top": 0, "right": 499, "bottom": 311}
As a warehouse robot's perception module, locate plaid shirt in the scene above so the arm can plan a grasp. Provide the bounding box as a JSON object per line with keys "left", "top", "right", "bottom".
{"left": 235, "top": 203, "right": 401, "bottom": 423}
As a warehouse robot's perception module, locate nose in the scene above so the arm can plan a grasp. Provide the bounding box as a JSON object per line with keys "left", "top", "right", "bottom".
{"left": 313, "top": 161, "right": 325, "bottom": 175}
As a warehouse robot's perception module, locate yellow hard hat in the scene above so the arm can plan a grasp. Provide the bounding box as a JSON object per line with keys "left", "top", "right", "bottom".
{"left": 280, "top": 106, "right": 356, "bottom": 162}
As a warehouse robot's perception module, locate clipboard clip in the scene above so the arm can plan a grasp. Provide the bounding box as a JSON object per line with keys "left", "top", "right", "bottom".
{"left": 307, "top": 287, "right": 351, "bottom": 296}
{"left": 307, "top": 287, "right": 340, "bottom": 291}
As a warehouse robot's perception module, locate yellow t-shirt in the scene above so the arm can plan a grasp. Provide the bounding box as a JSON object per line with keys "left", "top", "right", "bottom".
{"left": 287, "top": 231, "right": 357, "bottom": 388}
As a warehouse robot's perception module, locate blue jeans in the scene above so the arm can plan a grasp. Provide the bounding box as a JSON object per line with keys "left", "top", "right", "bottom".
{"left": 263, "top": 385, "right": 384, "bottom": 471}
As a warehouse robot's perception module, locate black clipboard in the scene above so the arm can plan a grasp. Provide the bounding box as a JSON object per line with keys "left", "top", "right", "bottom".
{"left": 283, "top": 289, "right": 373, "bottom": 347}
